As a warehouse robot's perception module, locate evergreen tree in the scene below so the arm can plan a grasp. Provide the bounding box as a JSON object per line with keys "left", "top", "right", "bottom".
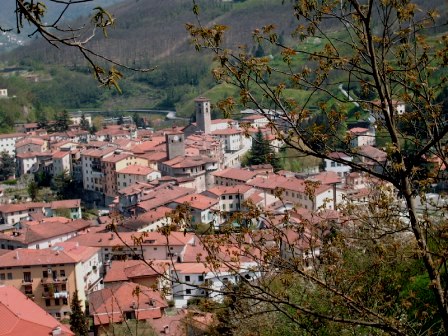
{"left": 37, "top": 112, "right": 48, "bottom": 129}
{"left": 0, "top": 152, "right": 15, "bottom": 181}
{"left": 52, "top": 171, "right": 73, "bottom": 199}
{"left": 79, "top": 113, "right": 90, "bottom": 131}
{"left": 247, "top": 130, "right": 280, "bottom": 171}
{"left": 54, "top": 110, "right": 70, "bottom": 132}
{"left": 69, "top": 290, "right": 89, "bottom": 336}
{"left": 27, "top": 180, "right": 38, "bottom": 201}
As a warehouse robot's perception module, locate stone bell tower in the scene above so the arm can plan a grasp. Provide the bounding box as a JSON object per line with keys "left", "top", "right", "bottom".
{"left": 195, "top": 97, "right": 211, "bottom": 134}
{"left": 165, "top": 128, "right": 185, "bottom": 160}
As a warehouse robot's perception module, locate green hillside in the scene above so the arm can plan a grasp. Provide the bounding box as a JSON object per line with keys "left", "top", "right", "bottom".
{"left": 0, "top": 0, "right": 446, "bottom": 131}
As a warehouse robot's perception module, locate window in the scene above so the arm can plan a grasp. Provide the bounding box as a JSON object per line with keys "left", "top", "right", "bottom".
{"left": 54, "top": 298, "right": 60, "bottom": 306}
{"left": 7, "top": 273, "right": 12, "bottom": 280}
{"left": 55, "top": 312, "right": 61, "bottom": 318}
{"left": 186, "top": 289, "right": 192, "bottom": 295}
{"left": 198, "top": 275, "right": 204, "bottom": 282}
{"left": 331, "top": 161, "right": 336, "bottom": 167}
{"left": 60, "top": 270, "right": 65, "bottom": 277}
{"left": 62, "top": 284, "right": 66, "bottom": 291}
{"left": 0, "top": 273, "right": 5, "bottom": 280}
{"left": 63, "top": 298, "right": 68, "bottom": 305}
{"left": 23, "top": 272, "right": 31, "bottom": 282}
{"left": 45, "top": 299, "right": 51, "bottom": 307}
{"left": 185, "top": 276, "right": 190, "bottom": 282}
{"left": 228, "top": 195, "right": 233, "bottom": 200}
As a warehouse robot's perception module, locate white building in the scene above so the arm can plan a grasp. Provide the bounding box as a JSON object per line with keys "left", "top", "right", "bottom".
{"left": 52, "top": 150, "right": 72, "bottom": 176}
{"left": 324, "top": 152, "right": 353, "bottom": 179}
{"left": 0, "top": 133, "right": 25, "bottom": 156}
{"left": 116, "top": 165, "right": 161, "bottom": 189}
{"left": 211, "top": 128, "right": 243, "bottom": 153}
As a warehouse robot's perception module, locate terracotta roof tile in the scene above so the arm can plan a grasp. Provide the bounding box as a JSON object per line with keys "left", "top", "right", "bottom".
{"left": 89, "top": 283, "right": 167, "bottom": 326}
{"left": 172, "top": 194, "right": 219, "bottom": 210}
{"left": 117, "top": 165, "right": 155, "bottom": 175}
{"left": 0, "top": 242, "right": 99, "bottom": 267}
{"left": 0, "top": 286, "right": 74, "bottom": 336}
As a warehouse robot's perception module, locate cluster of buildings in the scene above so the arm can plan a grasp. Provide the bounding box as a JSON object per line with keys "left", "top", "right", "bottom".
{"left": 0, "top": 96, "right": 422, "bottom": 335}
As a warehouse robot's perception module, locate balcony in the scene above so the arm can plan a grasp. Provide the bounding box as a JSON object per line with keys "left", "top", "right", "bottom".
{"left": 41, "top": 277, "right": 67, "bottom": 284}
{"left": 25, "top": 293, "right": 35, "bottom": 300}
{"left": 42, "top": 291, "right": 54, "bottom": 299}
{"left": 21, "top": 278, "right": 33, "bottom": 285}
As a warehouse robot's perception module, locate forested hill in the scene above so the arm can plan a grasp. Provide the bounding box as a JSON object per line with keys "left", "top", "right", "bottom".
{"left": 0, "top": 0, "right": 446, "bottom": 132}
{"left": 4, "top": 0, "right": 446, "bottom": 67}
{"left": 4, "top": 0, "right": 299, "bottom": 67}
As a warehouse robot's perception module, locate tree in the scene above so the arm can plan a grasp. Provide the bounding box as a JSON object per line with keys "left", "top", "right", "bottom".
{"left": 27, "top": 180, "right": 38, "bottom": 201}
{"left": 69, "top": 290, "right": 89, "bottom": 336}
{"left": 52, "top": 171, "right": 72, "bottom": 199}
{"left": 246, "top": 129, "right": 280, "bottom": 170}
{"left": 3, "top": 1, "right": 152, "bottom": 89}
{"left": 80, "top": 113, "right": 90, "bottom": 131}
{"left": 51, "top": 110, "right": 70, "bottom": 132}
{"left": 0, "top": 152, "right": 15, "bottom": 181}
{"left": 186, "top": 0, "right": 448, "bottom": 334}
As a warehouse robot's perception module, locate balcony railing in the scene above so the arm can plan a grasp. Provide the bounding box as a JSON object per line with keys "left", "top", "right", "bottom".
{"left": 41, "top": 277, "right": 67, "bottom": 284}
{"left": 21, "top": 278, "right": 33, "bottom": 285}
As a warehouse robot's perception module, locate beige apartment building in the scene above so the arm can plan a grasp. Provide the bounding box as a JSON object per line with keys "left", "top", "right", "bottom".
{"left": 0, "top": 242, "right": 102, "bottom": 319}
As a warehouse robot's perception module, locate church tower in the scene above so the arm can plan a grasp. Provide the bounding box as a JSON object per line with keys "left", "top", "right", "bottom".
{"left": 195, "top": 97, "right": 211, "bottom": 134}
{"left": 165, "top": 128, "right": 185, "bottom": 160}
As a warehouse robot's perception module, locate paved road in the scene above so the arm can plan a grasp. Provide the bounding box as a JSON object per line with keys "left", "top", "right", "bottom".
{"left": 73, "top": 109, "right": 189, "bottom": 121}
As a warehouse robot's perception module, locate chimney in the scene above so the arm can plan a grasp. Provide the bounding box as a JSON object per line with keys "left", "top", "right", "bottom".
{"left": 52, "top": 326, "right": 62, "bottom": 336}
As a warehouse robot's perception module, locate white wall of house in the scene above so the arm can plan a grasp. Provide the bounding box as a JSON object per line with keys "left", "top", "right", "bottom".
{"left": 74, "top": 250, "right": 103, "bottom": 310}
{"left": 324, "top": 158, "right": 352, "bottom": 178}
{"left": 0, "top": 135, "right": 23, "bottom": 155}
{"left": 53, "top": 154, "right": 72, "bottom": 176}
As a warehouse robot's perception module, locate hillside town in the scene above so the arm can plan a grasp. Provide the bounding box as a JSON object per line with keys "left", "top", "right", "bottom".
{"left": 0, "top": 95, "right": 444, "bottom": 336}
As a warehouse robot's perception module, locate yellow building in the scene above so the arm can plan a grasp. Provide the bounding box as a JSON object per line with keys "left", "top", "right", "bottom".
{"left": 0, "top": 242, "right": 102, "bottom": 320}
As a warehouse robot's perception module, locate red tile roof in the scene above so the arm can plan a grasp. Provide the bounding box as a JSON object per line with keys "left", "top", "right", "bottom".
{"left": 137, "top": 186, "right": 194, "bottom": 212}
{"left": 15, "top": 137, "right": 45, "bottom": 147}
{"left": 349, "top": 127, "right": 369, "bottom": 134}
{"left": 103, "top": 260, "right": 167, "bottom": 283}
{"left": 0, "top": 202, "right": 45, "bottom": 214}
{"left": 172, "top": 194, "right": 219, "bottom": 210}
{"left": 212, "top": 168, "right": 258, "bottom": 181}
{"left": 50, "top": 199, "right": 81, "bottom": 209}
{"left": 0, "top": 133, "right": 25, "bottom": 139}
{"left": 89, "top": 282, "right": 167, "bottom": 325}
{"left": 101, "top": 152, "right": 132, "bottom": 163}
{"left": 211, "top": 128, "right": 242, "bottom": 135}
{"left": 0, "top": 242, "right": 99, "bottom": 267}
{"left": 206, "top": 184, "right": 252, "bottom": 196}
{"left": 163, "top": 155, "right": 215, "bottom": 169}
{"left": 0, "top": 219, "right": 90, "bottom": 245}
{"left": 117, "top": 165, "right": 155, "bottom": 175}
{"left": 68, "top": 231, "right": 192, "bottom": 248}
{"left": 0, "top": 286, "right": 74, "bottom": 336}
{"left": 52, "top": 150, "right": 70, "bottom": 159}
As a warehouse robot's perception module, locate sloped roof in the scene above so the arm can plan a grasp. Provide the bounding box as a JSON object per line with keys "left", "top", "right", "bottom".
{"left": 103, "top": 260, "right": 166, "bottom": 283}
{"left": 172, "top": 194, "right": 218, "bottom": 210}
{"left": 0, "top": 242, "right": 99, "bottom": 267}
{"left": 0, "top": 286, "right": 74, "bottom": 336}
{"left": 212, "top": 167, "right": 258, "bottom": 181}
{"left": 0, "top": 219, "right": 90, "bottom": 245}
{"left": 89, "top": 282, "right": 168, "bottom": 326}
